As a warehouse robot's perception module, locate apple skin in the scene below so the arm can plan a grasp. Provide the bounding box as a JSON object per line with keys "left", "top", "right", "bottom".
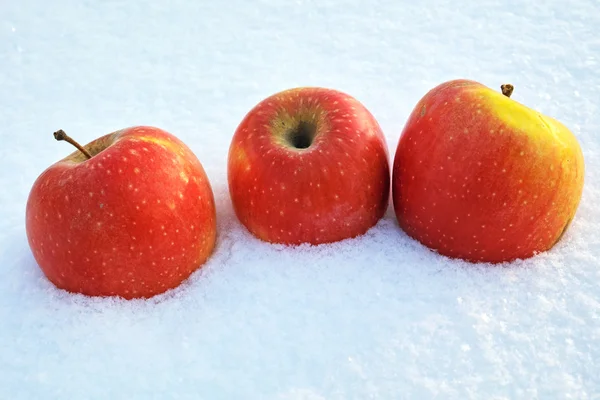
{"left": 25, "top": 126, "right": 217, "bottom": 299}
{"left": 228, "top": 87, "right": 390, "bottom": 245}
{"left": 392, "top": 79, "right": 585, "bottom": 263}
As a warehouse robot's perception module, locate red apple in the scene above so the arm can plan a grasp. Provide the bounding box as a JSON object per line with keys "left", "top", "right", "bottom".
{"left": 392, "top": 79, "right": 585, "bottom": 263}
{"left": 25, "top": 126, "right": 217, "bottom": 299}
{"left": 227, "top": 87, "right": 390, "bottom": 245}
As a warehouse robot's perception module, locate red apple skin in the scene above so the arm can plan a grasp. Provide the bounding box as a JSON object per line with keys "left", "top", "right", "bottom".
{"left": 25, "top": 126, "right": 217, "bottom": 299}
{"left": 392, "top": 79, "right": 585, "bottom": 263}
{"left": 228, "top": 87, "right": 390, "bottom": 245}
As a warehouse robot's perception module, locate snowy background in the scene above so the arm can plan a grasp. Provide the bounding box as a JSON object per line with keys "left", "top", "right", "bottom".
{"left": 1, "top": 0, "right": 599, "bottom": 398}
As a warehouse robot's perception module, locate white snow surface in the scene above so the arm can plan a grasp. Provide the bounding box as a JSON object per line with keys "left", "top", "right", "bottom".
{"left": 1, "top": 0, "right": 599, "bottom": 399}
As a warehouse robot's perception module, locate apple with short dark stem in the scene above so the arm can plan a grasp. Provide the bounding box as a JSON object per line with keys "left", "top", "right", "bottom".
{"left": 392, "top": 79, "right": 585, "bottom": 263}
{"left": 26, "top": 126, "right": 217, "bottom": 299}
{"left": 228, "top": 87, "right": 390, "bottom": 245}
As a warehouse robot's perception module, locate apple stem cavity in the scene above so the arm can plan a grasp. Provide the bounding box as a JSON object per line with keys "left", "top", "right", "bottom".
{"left": 287, "top": 121, "right": 316, "bottom": 150}
{"left": 501, "top": 84, "right": 514, "bottom": 98}
{"left": 53, "top": 129, "right": 92, "bottom": 159}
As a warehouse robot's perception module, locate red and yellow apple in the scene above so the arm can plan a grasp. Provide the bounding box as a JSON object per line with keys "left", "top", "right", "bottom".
{"left": 25, "top": 126, "right": 217, "bottom": 299}
{"left": 228, "top": 87, "right": 390, "bottom": 245}
{"left": 392, "top": 79, "right": 585, "bottom": 263}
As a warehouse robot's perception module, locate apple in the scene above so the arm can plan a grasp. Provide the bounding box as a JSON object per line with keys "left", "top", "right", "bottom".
{"left": 227, "top": 87, "right": 390, "bottom": 245}
{"left": 392, "top": 79, "right": 585, "bottom": 263}
{"left": 25, "top": 126, "right": 217, "bottom": 299}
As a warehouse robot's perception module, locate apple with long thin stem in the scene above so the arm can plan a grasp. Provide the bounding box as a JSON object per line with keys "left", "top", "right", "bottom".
{"left": 392, "top": 79, "right": 585, "bottom": 263}
{"left": 25, "top": 126, "right": 217, "bottom": 299}
{"left": 228, "top": 87, "right": 390, "bottom": 245}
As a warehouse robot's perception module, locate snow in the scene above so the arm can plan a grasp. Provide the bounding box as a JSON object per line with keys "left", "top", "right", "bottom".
{"left": 1, "top": 0, "right": 599, "bottom": 398}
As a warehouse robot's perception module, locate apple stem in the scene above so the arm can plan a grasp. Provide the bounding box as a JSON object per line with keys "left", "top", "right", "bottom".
{"left": 501, "top": 84, "right": 514, "bottom": 98}
{"left": 53, "top": 129, "right": 92, "bottom": 159}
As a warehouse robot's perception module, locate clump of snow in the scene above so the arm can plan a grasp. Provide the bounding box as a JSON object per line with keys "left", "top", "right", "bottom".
{"left": 1, "top": 0, "right": 599, "bottom": 398}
